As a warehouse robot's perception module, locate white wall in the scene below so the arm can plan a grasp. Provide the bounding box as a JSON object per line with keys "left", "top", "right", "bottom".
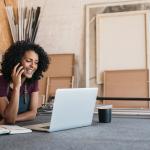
{"left": 26, "top": 0, "right": 147, "bottom": 87}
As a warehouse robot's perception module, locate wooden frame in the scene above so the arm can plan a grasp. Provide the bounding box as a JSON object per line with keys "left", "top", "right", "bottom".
{"left": 85, "top": 0, "right": 150, "bottom": 88}
{"left": 45, "top": 76, "right": 74, "bottom": 103}
{"left": 0, "top": 54, "right": 2, "bottom": 70}
{"left": 96, "top": 10, "right": 149, "bottom": 84}
{"left": 0, "top": 54, "right": 2, "bottom": 63}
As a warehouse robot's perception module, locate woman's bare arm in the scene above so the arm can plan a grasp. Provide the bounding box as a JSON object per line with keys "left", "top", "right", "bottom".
{"left": 4, "top": 87, "right": 20, "bottom": 124}
{"left": 2, "top": 64, "right": 24, "bottom": 124}
{"left": 0, "top": 97, "right": 8, "bottom": 124}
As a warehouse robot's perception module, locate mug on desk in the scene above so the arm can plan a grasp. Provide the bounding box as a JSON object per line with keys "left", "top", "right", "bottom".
{"left": 97, "top": 105, "right": 112, "bottom": 123}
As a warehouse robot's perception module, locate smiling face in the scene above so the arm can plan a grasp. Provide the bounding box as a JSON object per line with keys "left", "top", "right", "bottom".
{"left": 21, "top": 50, "right": 39, "bottom": 78}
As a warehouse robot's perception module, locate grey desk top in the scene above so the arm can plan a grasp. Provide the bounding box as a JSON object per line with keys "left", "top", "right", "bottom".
{"left": 0, "top": 114, "right": 150, "bottom": 150}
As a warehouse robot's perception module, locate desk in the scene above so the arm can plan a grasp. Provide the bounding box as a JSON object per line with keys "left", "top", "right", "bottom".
{"left": 0, "top": 114, "right": 150, "bottom": 150}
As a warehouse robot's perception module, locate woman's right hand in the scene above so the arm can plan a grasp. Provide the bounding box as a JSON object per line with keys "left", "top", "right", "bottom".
{"left": 11, "top": 63, "right": 24, "bottom": 88}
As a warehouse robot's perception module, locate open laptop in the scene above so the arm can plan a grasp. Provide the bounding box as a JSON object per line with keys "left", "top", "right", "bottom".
{"left": 25, "top": 88, "right": 98, "bottom": 132}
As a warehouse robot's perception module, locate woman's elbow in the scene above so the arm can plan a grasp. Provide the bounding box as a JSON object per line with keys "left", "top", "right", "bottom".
{"left": 30, "top": 111, "right": 37, "bottom": 120}
{"left": 31, "top": 114, "right": 36, "bottom": 120}
{"left": 4, "top": 113, "right": 16, "bottom": 124}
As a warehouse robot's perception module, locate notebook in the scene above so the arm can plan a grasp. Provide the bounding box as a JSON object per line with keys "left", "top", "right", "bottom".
{"left": 25, "top": 88, "right": 98, "bottom": 132}
{"left": 0, "top": 125, "right": 32, "bottom": 135}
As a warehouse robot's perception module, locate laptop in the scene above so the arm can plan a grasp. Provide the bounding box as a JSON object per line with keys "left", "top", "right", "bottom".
{"left": 25, "top": 88, "right": 98, "bottom": 132}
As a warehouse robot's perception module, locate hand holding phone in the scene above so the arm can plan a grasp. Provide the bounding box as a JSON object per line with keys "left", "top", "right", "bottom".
{"left": 11, "top": 63, "right": 25, "bottom": 88}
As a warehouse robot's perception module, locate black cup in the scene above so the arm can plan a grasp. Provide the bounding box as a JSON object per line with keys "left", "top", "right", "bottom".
{"left": 98, "top": 108, "right": 112, "bottom": 123}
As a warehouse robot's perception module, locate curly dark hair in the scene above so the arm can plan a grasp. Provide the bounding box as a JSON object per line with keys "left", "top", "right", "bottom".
{"left": 1, "top": 40, "right": 50, "bottom": 83}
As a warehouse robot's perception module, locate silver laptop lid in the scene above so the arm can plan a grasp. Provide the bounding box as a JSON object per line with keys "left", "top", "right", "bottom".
{"left": 49, "top": 88, "right": 98, "bottom": 132}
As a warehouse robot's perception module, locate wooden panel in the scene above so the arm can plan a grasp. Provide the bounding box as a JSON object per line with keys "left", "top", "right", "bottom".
{"left": 103, "top": 69, "right": 149, "bottom": 108}
{"left": 0, "top": 0, "right": 13, "bottom": 53}
{"left": 46, "top": 54, "right": 75, "bottom": 77}
{"left": 48, "top": 77, "right": 73, "bottom": 96}
{"left": 38, "top": 54, "right": 75, "bottom": 101}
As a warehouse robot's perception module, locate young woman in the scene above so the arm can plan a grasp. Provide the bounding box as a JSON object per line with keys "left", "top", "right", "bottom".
{"left": 0, "top": 41, "right": 49, "bottom": 124}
